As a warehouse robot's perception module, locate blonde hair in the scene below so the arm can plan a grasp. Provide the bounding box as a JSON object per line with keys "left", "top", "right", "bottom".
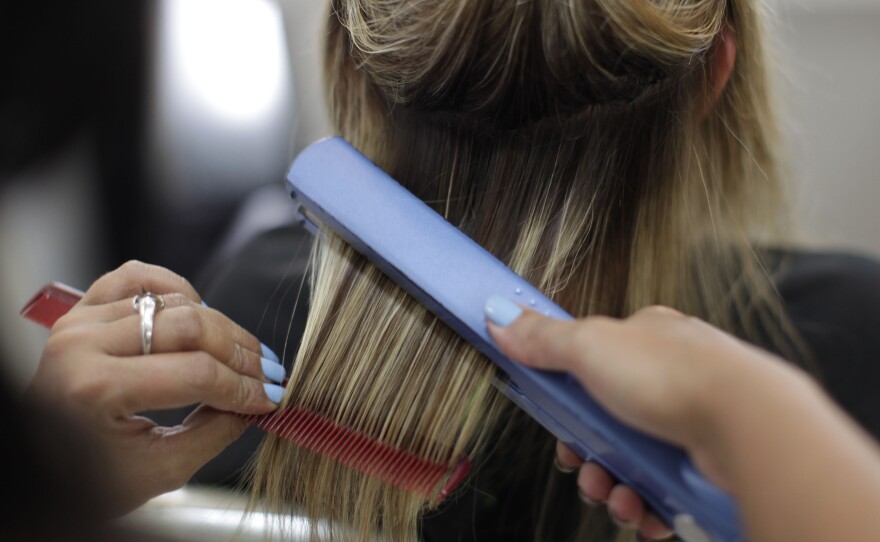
{"left": 249, "top": 0, "right": 793, "bottom": 539}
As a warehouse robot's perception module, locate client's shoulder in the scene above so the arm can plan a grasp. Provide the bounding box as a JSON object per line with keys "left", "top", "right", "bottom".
{"left": 770, "top": 248, "right": 880, "bottom": 438}
{"left": 775, "top": 249, "right": 880, "bottom": 310}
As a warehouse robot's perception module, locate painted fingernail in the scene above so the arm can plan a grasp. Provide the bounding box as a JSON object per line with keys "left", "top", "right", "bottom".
{"left": 261, "top": 358, "right": 286, "bottom": 383}
{"left": 261, "top": 343, "right": 280, "bottom": 363}
{"left": 554, "top": 455, "right": 577, "bottom": 474}
{"left": 201, "top": 300, "right": 209, "bottom": 308}
{"left": 484, "top": 296, "right": 522, "bottom": 328}
{"left": 577, "top": 488, "right": 601, "bottom": 508}
{"left": 263, "top": 383, "right": 285, "bottom": 404}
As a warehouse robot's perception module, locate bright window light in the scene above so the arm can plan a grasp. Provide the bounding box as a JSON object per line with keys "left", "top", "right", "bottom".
{"left": 163, "top": 0, "right": 288, "bottom": 125}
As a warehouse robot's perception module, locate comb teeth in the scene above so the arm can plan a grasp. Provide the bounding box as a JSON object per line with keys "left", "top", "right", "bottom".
{"left": 241, "top": 408, "right": 470, "bottom": 500}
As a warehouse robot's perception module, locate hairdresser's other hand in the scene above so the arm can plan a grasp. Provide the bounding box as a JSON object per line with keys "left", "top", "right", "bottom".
{"left": 485, "top": 300, "right": 801, "bottom": 540}
{"left": 27, "top": 261, "right": 285, "bottom": 514}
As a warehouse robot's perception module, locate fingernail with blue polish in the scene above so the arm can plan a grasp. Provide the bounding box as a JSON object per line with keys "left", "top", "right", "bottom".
{"left": 263, "top": 383, "right": 285, "bottom": 404}
{"left": 261, "top": 358, "right": 286, "bottom": 383}
{"left": 484, "top": 296, "right": 523, "bottom": 328}
{"left": 201, "top": 300, "right": 209, "bottom": 308}
{"left": 261, "top": 343, "right": 280, "bottom": 363}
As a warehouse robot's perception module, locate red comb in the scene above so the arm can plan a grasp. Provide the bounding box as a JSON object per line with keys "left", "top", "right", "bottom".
{"left": 242, "top": 408, "right": 470, "bottom": 499}
{"left": 20, "top": 282, "right": 86, "bottom": 328}
{"left": 21, "top": 282, "right": 472, "bottom": 501}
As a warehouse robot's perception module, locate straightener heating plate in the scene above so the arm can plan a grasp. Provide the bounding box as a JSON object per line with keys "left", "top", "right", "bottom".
{"left": 286, "top": 136, "right": 743, "bottom": 542}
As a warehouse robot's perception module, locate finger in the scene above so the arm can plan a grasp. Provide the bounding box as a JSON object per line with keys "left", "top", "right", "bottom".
{"left": 83, "top": 260, "right": 201, "bottom": 305}
{"left": 555, "top": 441, "right": 583, "bottom": 473}
{"left": 54, "top": 291, "right": 192, "bottom": 327}
{"left": 111, "top": 410, "right": 249, "bottom": 506}
{"left": 159, "top": 406, "right": 250, "bottom": 484}
{"left": 108, "top": 352, "right": 280, "bottom": 415}
{"left": 607, "top": 484, "right": 645, "bottom": 528}
{"left": 99, "top": 305, "right": 280, "bottom": 382}
{"left": 485, "top": 301, "right": 580, "bottom": 370}
{"left": 486, "top": 301, "right": 621, "bottom": 384}
{"left": 577, "top": 461, "right": 614, "bottom": 504}
{"left": 637, "top": 512, "right": 675, "bottom": 540}
{"left": 61, "top": 295, "right": 277, "bottom": 375}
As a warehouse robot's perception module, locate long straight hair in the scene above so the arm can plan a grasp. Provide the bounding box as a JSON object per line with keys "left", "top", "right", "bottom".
{"left": 249, "top": 1, "right": 795, "bottom": 539}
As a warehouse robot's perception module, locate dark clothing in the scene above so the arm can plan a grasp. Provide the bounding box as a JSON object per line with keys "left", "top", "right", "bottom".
{"left": 195, "top": 223, "right": 880, "bottom": 539}
{"left": 189, "top": 224, "right": 313, "bottom": 485}
{"left": 775, "top": 250, "right": 880, "bottom": 433}
{"left": 0, "top": 376, "right": 173, "bottom": 542}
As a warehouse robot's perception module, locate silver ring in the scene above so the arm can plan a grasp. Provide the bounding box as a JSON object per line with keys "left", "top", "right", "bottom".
{"left": 132, "top": 293, "right": 164, "bottom": 355}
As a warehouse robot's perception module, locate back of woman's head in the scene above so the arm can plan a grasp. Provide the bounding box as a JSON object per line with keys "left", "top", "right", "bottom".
{"left": 250, "top": 0, "right": 788, "bottom": 539}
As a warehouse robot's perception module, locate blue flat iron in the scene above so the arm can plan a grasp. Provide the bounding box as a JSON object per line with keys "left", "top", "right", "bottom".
{"left": 286, "top": 136, "right": 742, "bottom": 542}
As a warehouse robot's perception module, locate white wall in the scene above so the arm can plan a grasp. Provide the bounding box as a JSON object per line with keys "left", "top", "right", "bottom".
{"left": 279, "top": 0, "right": 333, "bottom": 152}
{"left": 775, "top": 1, "right": 880, "bottom": 256}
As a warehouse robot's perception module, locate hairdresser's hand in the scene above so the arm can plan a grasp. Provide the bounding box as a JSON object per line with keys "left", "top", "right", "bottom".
{"left": 27, "top": 261, "right": 286, "bottom": 514}
{"left": 484, "top": 299, "right": 800, "bottom": 540}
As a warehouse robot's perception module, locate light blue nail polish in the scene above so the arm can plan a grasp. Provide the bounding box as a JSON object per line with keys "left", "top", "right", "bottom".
{"left": 261, "top": 343, "right": 280, "bottom": 363}
{"left": 484, "top": 295, "right": 523, "bottom": 328}
{"left": 261, "top": 358, "right": 286, "bottom": 383}
{"left": 263, "top": 383, "right": 285, "bottom": 404}
{"left": 201, "top": 300, "right": 209, "bottom": 308}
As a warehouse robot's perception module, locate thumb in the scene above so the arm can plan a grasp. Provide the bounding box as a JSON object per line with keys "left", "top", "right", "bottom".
{"left": 164, "top": 406, "right": 250, "bottom": 479}
{"left": 484, "top": 295, "right": 616, "bottom": 385}
{"left": 486, "top": 297, "right": 728, "bottom": 449}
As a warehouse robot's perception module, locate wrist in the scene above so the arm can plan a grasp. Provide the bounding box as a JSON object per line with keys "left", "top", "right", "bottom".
{"left": 686, "top": 345, "right": 820, "bottom": 490}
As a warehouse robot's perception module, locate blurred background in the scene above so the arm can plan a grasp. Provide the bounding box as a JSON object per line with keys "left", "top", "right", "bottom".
{"left": 0, "top": 0, "right": 878, "bottom": 537}
{"left": 1, "top": 0, "right": 878, "bottom": 384}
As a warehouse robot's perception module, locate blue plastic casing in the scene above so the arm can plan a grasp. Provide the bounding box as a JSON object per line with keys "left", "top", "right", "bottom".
{"left": 286, "top": 137, "right": 743, "bottom": 542}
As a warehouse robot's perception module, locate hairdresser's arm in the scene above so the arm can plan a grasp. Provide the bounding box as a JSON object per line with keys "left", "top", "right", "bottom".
{"left": 26, "top": 261, "right": 284, "bottom": 514}
{"left": 487, "top": 304, "right": 880, "bottom": 542}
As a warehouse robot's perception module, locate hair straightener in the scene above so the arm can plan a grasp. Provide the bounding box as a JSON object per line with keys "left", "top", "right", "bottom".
{"left": 285, "top": 136, "right": 742, "bottom": 542}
